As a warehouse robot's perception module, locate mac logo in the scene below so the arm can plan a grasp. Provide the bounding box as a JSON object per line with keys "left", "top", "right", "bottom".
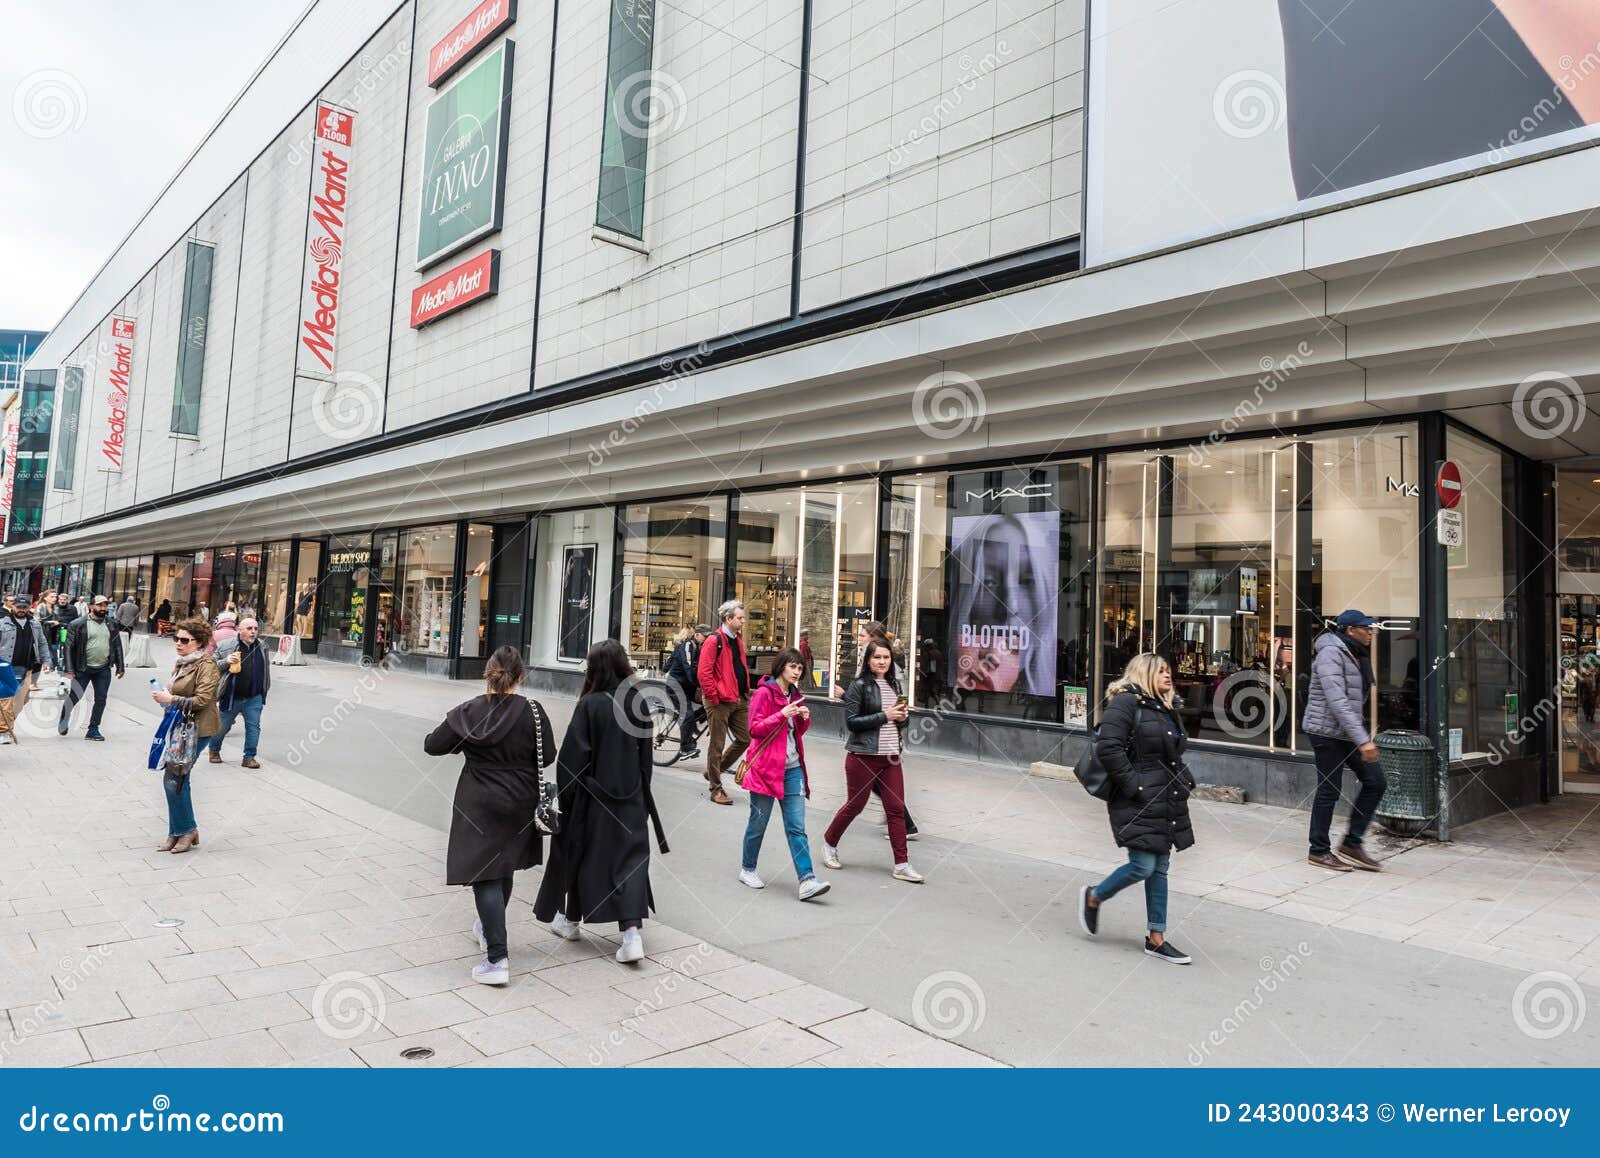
{"left": 965, "top": 483, "right": 1052, "bottom": 502}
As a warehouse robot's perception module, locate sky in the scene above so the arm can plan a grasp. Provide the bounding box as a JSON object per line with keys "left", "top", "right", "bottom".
{"left": 1, "top": 1, "right": 309, "bottom": 333}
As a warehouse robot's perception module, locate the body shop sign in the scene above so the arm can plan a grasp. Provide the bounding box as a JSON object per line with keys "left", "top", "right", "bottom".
{"left": 100, "top": 317, "right": 137, "bottom": 473}
{"left": 428, "top": 0, "right": 517, "bottom": 86}
{"left": 297, "top": 103, "right": 355, "bottom": 377}
{"left": 411, "top": 249, "right": 499, "bottom": 327}
{"left": 416, "top": 41, "right": 513, "bottom": 269}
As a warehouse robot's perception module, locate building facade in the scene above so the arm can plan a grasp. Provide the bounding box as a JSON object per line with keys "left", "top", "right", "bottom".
{"left": 13, "top": 0, "right": 1600, "bottom": 828}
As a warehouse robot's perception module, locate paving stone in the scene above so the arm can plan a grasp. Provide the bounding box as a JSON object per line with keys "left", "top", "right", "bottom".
{"left": 629, "top": 1043, "right": 746, "bottom": 1067}
{"left": 458, "top": 1044, "right": 561, "bottom": 1067}
{"left": 694, "top": 993, "right": 780, "bottom": 1029}
{"left": 353, "top": 1029, "right": 486, "bottom": 1069}
{"left": 539, "top": 1026, "right": 669, "bottom": 1068}
{"left": 158, "top": 1029, "right": 294, "bottom": 1067}
{"left": 0, "top": 1028, "right": 90, "bottom": 1067}
{"left": 117, "top": 977, "right": 232, "bottom": 1018}
{"left": 714, "top": 1021, "right": 836, "bottom": 1067}
{"left": 751, "top": 982, "right": 866, "bottom": 1028}
{"left": 451, "top": 973, "right": 566, "bottom": 1016}
{"left": 379, "top": 959, "right": 485, "bottom": 1000}
{"left": 625, "top": 1001, "right": 745, "bottom": 1052}
{"left": 539, "top": 954, "right": 667, "bottom": 996}
{"left": 191, "top": 992, "right": 311, "bottom": 1039}
{"left": 219, "top": 962, "right": 325, "bottom": 1001}
{"left": 82, "top": 1011, "right": 210, "bottom": 1060}
{"left": 269, "top": 1016, "right": 394, "bottom": 1061}
{"left": 450, "top": 1005, "right": 569, "bottom": 1056}
{"left": 377, "top": 991, "right": 483, "bottom": 1037}
{"left": 808, "top": 1009, "right": 937, "bottom": 1058}
{"left": 701, "top": 961, "right": 804, "bottom": 1002}
{"left": 8, "top": 990, "right": 130, "bottom": 1032}
{"left": 153, "top": 947, "right": 259, "bottom": 984}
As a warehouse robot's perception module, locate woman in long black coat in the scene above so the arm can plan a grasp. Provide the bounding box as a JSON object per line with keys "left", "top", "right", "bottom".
{"left": 424, "top": 646, "right": 555, "bottom": 987}
{"left": 534, "top": 638, "right": 668, "bottom": 965}
{"left": 1076, "top": 652, "right": 1196, "bottom": 965}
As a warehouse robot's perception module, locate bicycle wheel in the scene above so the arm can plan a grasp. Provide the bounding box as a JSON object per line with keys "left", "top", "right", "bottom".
{"left": 648, "top": 698, "right": 684, "bottom": 766}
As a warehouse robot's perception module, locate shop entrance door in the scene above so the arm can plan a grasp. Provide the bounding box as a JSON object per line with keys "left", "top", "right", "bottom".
{"left": 1557, "top": 584, "right": 1600, "bottom": 793}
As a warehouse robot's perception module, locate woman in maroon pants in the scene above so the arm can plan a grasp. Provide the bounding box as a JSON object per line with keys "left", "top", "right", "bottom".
{"left": 821, "top": 640, "right": 924, "bottom": 884}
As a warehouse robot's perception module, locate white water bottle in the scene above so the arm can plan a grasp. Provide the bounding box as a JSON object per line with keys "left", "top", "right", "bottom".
{"left": 148, "top": 676, "right": 161, "bottom": 690}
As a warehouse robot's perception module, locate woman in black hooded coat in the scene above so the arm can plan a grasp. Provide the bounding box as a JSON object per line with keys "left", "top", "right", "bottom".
{"left": 533, "top": 639, "right": 669, "bottom": 965}
{"left": 424, "top": 646, "right": 555, "bottom": 986}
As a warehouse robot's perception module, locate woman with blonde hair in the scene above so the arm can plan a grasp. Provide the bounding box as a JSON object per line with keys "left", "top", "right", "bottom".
{"left": 1076, "top": 652, "right": 1196, "bottom": 964}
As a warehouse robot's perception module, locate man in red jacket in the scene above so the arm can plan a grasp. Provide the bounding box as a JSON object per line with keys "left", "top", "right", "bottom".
{"left": 697, "top": 599, "right": 750, "bottom": 805}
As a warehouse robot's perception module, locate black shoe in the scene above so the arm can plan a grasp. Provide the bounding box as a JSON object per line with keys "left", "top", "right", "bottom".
{"left": 85, "top": 728, "right": 105, "bottom": 742}
{"left": 1144, "top": 938, "right": 1191, "bottom": 965}
{"left": 57, "top": 714, "right": 69, "bottom": 736}
{"left": 1077, "top": 885, "right": 1099, "bottom": 937}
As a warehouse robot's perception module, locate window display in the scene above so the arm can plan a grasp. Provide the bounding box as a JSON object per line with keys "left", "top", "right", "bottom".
{"left": 154, "top": 556, "right": 193, "bottom": 622}
{"left": 530, "top": 508, "right": 615, "bottom": 667}
{"left": 399, "top": 524, "right": 457, "bottom": 657}
{"left": 621, "top": 498, "right": 726, "bottom": 676}
{"left": 294, "top": 541, "right": 322, "bottom": 639}
{"left": 263, "top": 542, "right": 292, "bottom": 634}
{"left": 460, "top": 524, "right": 491, "bottom": 659}
{"left": 321, "top": 535, "right": 371, "bottom": 651}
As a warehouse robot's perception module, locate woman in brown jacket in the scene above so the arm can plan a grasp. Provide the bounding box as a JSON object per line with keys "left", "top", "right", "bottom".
{"left": 151, "top": 618, "right": 221, "bottom": 853}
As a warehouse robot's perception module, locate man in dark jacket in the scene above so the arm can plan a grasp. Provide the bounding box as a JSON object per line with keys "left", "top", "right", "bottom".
{"left": 1302, "top": 610, "right": 1387, "bottom": 873}
{"left": 61, "top": 595, "right": 125, "bottom": 741}
{"left": 0, "top": 599, "right": 52, "bottom": 742}
{"left": 664, "top": 624, "right": 708, "bottom": 759}
{"left": 207, "top": 616, "right": 270, "bottom": 769}
{"left": 696, "top": 600, "right": 750, "bottom": 805}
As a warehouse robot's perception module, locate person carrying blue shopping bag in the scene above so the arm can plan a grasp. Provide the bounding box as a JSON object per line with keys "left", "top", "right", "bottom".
{"left": 150, "top": 619, "right": 221, "bottom": 854}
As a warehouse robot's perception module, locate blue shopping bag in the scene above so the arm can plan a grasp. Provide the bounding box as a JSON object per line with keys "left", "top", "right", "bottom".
{"left": 0, "top": 662, "right": 18, "bottom": 700}
{"left": 148, "top": 707, "right": 183, "bottom": 770}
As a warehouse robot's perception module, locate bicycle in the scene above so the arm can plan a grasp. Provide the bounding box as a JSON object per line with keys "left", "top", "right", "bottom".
{"left": 647, "top": 688, "right": 706, "bottom": 766}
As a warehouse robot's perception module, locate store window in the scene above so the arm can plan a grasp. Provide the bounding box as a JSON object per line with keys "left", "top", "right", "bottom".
{"left": 460, "top": 524, "right": 492, "bottom": 658}
{"left": 262, "top": 542, "right": 292, "bottom": 634}
{"left": 1099, "top": 426, "right": 1421, "bottom": 752}
{"left": 595, "top": 0, "right": 656, "bottom": 239}
{"left": 190, "top": 550, "right": 214, "bottom": 617}
{"left": 531, "top": 508, "right": 615, "bottom": 667}
{"left": 888, "top": 462, "right": 1092, "bottom": 724}
{"left": 154, "top": 555, "right": 193, "bottom": 623}
{"left": 734, "top": 484, "right": 876, "bottom": 693}
{"left": 322, "top": 534, "right": 373, "bottom": 652}
{"left": 294, "top": 541, "right": 322, "bottom": 639}
{"left": 1445, "top": 428, "right": 1522, "bottom": 760}
{"left": 621, "top": 498, "right": 727, "bottom": 676}
{"left": 399, "top": 524, "right": 458, "bottom": 657}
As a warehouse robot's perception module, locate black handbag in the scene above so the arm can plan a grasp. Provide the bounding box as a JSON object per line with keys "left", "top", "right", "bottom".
{"left": 529, "top": 700, "right": 561, "bottom": 835}
{"left": 1074, "top": 706, "right": 1139, "bottom": 801}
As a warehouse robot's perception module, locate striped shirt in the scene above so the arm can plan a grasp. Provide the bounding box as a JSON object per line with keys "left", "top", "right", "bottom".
{"left": 875, "top": 678, "right": 901, "bottom": 755}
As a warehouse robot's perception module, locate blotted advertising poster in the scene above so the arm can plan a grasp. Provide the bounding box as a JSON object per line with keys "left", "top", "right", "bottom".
{"left": 1086, "top": 0, "right": 1600, "bottom": 264}
{"left": 949, "top": 511, "right": 1059, "bottom": 697}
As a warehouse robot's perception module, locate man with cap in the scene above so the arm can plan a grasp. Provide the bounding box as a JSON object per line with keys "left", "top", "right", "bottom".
{"left": 61, "top": 594, "right": 125, "bottom": 741}
{"left": 1301, "top": 609, "right": 1387, "bottom": 871}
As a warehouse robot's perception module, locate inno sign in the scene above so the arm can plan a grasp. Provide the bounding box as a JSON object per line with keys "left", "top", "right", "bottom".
{"left": 297, "top": 103, "right": 355, "bottom": 376}
{"left": 100, "top": 317, "right": 137, "bottom": 473}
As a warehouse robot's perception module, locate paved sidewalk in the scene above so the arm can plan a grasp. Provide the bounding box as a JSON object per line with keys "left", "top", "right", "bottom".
{"left": 0, "top": 685, "right": 1000, "bottom": 1068}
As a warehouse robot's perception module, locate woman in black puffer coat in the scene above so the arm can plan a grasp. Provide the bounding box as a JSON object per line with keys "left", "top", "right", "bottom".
{"left": 1076, "top": 652, "right": 1196, "bottom": 964}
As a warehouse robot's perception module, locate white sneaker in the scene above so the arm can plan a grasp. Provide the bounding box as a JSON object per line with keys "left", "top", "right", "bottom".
{"left": 549, "top": 913, "right": 581, "bottom": 941}
{"left": 0, "top": 734, "right": 13, "bottom": 745}
{"left": 798, "top": 877, "right": 831, "bottom": 901}
{"left": 822, "top": 845, "right": 842, "bottom": 870}
{"left": 738, "top": 868, "right": 765, "bottom": 890}
{"left": 893, "top": 863, "right": 925, "bottom": 884}
{"left": 616, "top": 929, "right": 645, "bottom": 963}
{"left": 472, "top": 957, "right": 509, "bottom": 986}
{"left": 472, "top": 917, "right": 487, "bottom": 952}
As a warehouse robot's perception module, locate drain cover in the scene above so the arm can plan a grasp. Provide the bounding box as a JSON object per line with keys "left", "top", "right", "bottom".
{"left": 153, "top": 918, "right": 184, "bottom": 928}
{"left": 400, "top": 1046, "right": 435, "bottom": 1061}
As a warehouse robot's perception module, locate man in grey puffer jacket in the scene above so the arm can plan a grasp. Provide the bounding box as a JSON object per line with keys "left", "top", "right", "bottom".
{"left": 1302, "top": 610, "right": 1387, "bottom": 873}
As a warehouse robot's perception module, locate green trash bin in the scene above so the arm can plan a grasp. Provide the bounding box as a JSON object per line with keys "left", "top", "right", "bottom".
{"left": 1373, "top": 729, "right": 1436, "bottom": 836}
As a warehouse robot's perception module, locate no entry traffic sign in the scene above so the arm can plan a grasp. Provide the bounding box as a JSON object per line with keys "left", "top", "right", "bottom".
{"left": 1437, "top": 460, "right": 1463, "bottom": 509}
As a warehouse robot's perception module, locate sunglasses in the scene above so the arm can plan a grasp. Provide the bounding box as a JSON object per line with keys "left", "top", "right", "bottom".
{"left": 174, "top": 635, "right": 196, "bottom": 644}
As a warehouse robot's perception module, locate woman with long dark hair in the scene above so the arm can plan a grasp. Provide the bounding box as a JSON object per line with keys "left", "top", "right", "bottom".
{"left": 821, "top": 639, "right": 924, "bottom": 884}
{"left": 424, "top": 646, "right": 556, "bottom": 986}
{"left": 534, "top": 639, "right": 669, "bottom": 964}
{"left": 739, "top": 648, "right": 830, "bottom": 901}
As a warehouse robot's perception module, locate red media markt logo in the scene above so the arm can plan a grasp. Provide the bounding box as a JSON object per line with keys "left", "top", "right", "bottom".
{"left": 318, "top": 107, "right": 353, "bottom": 146}
{"left": 111, "top": 318, "right": 135, "bottom": 340}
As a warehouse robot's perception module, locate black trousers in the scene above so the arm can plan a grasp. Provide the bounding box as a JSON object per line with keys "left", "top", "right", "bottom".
{"left": 1308, "top": 736, "right": 1387, "bottom": 855}
{"left": 471, "top": 875, "right": 514, "bottom": 962}
{"left": 66, "top": 665, "right": 113, "bottom": 729}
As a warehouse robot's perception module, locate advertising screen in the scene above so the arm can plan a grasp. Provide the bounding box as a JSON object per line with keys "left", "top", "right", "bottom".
{"left": 1086, "top": 0, "right": 1600, "bottom": 265}
{"left": 948, "top": 510, "right": 1059, "bottom": 697}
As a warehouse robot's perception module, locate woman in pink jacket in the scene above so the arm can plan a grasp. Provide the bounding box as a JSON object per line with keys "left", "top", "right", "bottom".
{"left": 738, "top": 649, "right": 830, "bottom": 901}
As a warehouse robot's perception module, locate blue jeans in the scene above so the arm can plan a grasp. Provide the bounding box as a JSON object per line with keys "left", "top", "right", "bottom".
{"left": 208, "top": 694, "right": 264, "bottom": 758}
{"left": 164, "top": 766, "right": 197, "bottom": 837}
{"left": 1093, "top": 849, "right": 1171, "bottom": 933}
{"left": 741, "top": 765, "right": 815, "bottom": 881}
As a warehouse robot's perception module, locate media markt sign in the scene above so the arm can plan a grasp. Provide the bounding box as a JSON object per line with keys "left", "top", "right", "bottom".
{"left": 100, "top": 316, "right": 137, "bottom": 473}
{"left": 297, "top": 103, "right": 355, "bottom": 377}
{"left": 415, "top": 41, "right": 513, "bottom": 270}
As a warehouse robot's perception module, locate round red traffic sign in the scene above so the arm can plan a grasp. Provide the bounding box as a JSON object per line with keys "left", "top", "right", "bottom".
{"left": 1437, "top": 460, "right": 1463, "bottom": 509}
